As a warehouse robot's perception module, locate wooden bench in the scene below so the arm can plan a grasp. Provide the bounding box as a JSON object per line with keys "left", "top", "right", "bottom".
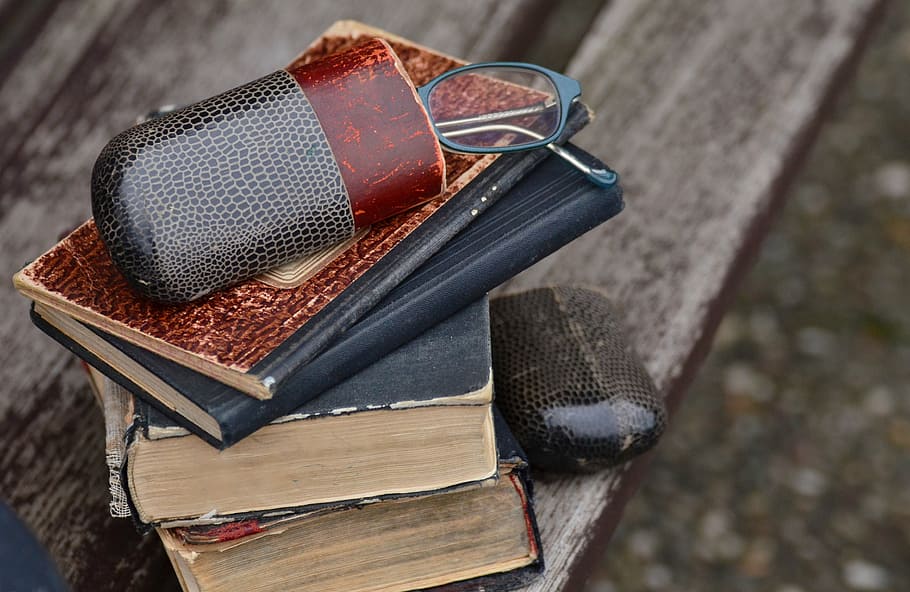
{"left": 0, "top": 0, "right": 884, "bottom": 590}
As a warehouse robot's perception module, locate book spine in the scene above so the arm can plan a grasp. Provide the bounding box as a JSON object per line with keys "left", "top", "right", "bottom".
{"left": 101, "top": 380, "right": 135, "bottom": 519}
{"left": 78, "top": 364, "right": 137, "bottom": 520}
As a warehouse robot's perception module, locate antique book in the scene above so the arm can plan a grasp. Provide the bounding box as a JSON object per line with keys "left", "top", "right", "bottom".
{"left": 31, "top": 146, "right": 622, "bottom": 447}
{"left": 44, "top": 300, "right": 498, "bottom": 528}
{"left": 13, "top": 20, "right": 592, "bottom": 401}
{"left": 157, "top": 412, "right": 543, "bottom": 592}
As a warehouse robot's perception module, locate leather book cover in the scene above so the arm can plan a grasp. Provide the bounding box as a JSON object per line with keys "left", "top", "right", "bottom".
{"left": 32, "top": 145, "right": 622, "bottom": 448}
{"left": 14, "top": 20, "right": 591, "bottom": 401}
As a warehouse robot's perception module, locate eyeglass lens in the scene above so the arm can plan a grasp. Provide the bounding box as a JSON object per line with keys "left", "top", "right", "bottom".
{"left": 427, "top": 67, "right": 560, "bottom": 150}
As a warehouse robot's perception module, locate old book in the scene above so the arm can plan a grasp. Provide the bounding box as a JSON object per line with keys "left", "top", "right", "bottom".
{"left": 13, "top": 20, "right": 592, "bottom": 401}
{"left": 56, "top": 299, "right": 498, "bottom": 527}
{"left": 82, "top": 365, "right": 134, "bottom": 518}
{"left": 157, "top": 413, "right": 542, "bottom": 592}
{"left": 30, "top": 145, "right": 622, "bottom": 448}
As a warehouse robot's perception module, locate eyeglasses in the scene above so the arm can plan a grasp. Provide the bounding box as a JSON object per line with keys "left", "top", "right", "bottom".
{"left": 416, "top": 62, "right": 616, "bottom": 187}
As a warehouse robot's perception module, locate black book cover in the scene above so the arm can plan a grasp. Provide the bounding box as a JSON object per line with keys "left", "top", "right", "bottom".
{"left": 33, "top": 143, "right": 623, "bottom": 448}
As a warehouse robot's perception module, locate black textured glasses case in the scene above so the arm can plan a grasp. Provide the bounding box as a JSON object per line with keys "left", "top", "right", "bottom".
{"left": 32, "top": 145, "right": 623, "bottom": 448}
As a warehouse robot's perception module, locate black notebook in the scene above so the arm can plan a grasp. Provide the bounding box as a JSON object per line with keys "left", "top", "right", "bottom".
{"left": 32, "top": 144, "right": 623, "bottom": 447}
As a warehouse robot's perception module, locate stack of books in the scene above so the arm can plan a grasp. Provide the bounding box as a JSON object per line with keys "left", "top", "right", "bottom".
{"left": 13, "top": 21, "right": 624, "bottom": 592}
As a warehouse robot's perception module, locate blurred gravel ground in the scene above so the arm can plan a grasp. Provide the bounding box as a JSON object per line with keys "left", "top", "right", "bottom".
{"left": 585, "top": 3, "right": 910, "bottom": 592}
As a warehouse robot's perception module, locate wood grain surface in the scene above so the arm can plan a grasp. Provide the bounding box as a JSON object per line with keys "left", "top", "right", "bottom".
{"left": 499, "top": 1, "right": 886, "bottom": 590}
{"left": 0, "top": 0, "right": 882, "bottom": 590}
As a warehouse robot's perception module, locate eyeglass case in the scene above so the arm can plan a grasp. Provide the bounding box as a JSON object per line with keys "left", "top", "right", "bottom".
{"left": 91, "top": 38, "right": 445, "bottom": 303}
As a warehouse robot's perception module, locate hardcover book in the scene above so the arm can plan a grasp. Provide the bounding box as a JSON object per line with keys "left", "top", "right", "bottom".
{"left": 156, "top": 411, "right": 542, "bottom": 592}
{"left": 13, "top": 20, "right": 592, "bottom": 401}
{"left": 31, "top": 145, "right": 623, "bottom": 448}
{"left": 46, "top": 299, "right": 498, "bottom": 528}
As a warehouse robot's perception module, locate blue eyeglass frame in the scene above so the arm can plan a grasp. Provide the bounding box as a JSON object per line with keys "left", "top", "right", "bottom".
{"left": 415, "top": 62, "right": 616, "bottom": 187}
{"left": 415, "top": 61, "right": 581, "bottom": 154}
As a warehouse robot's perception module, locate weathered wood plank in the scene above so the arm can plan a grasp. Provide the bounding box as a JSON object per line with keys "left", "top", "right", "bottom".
{"left": 0, "top": 0, "right": 63, "bottom": 84}
{"left": 497, "top": 0, "right": 885, "bottom": 590}
{"left": 0, "top": 1, "right": 543, "bottom": 590}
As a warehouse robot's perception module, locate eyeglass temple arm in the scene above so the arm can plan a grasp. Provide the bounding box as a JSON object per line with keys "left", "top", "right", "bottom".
{"left": 433, "top": 99, "right": 557, "bottom": 130}
{"left": 546, "top": 142, "right": 617, "bottom": 187}
{"left": 440, "top": 123, "right": 617, "bottom": 188}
